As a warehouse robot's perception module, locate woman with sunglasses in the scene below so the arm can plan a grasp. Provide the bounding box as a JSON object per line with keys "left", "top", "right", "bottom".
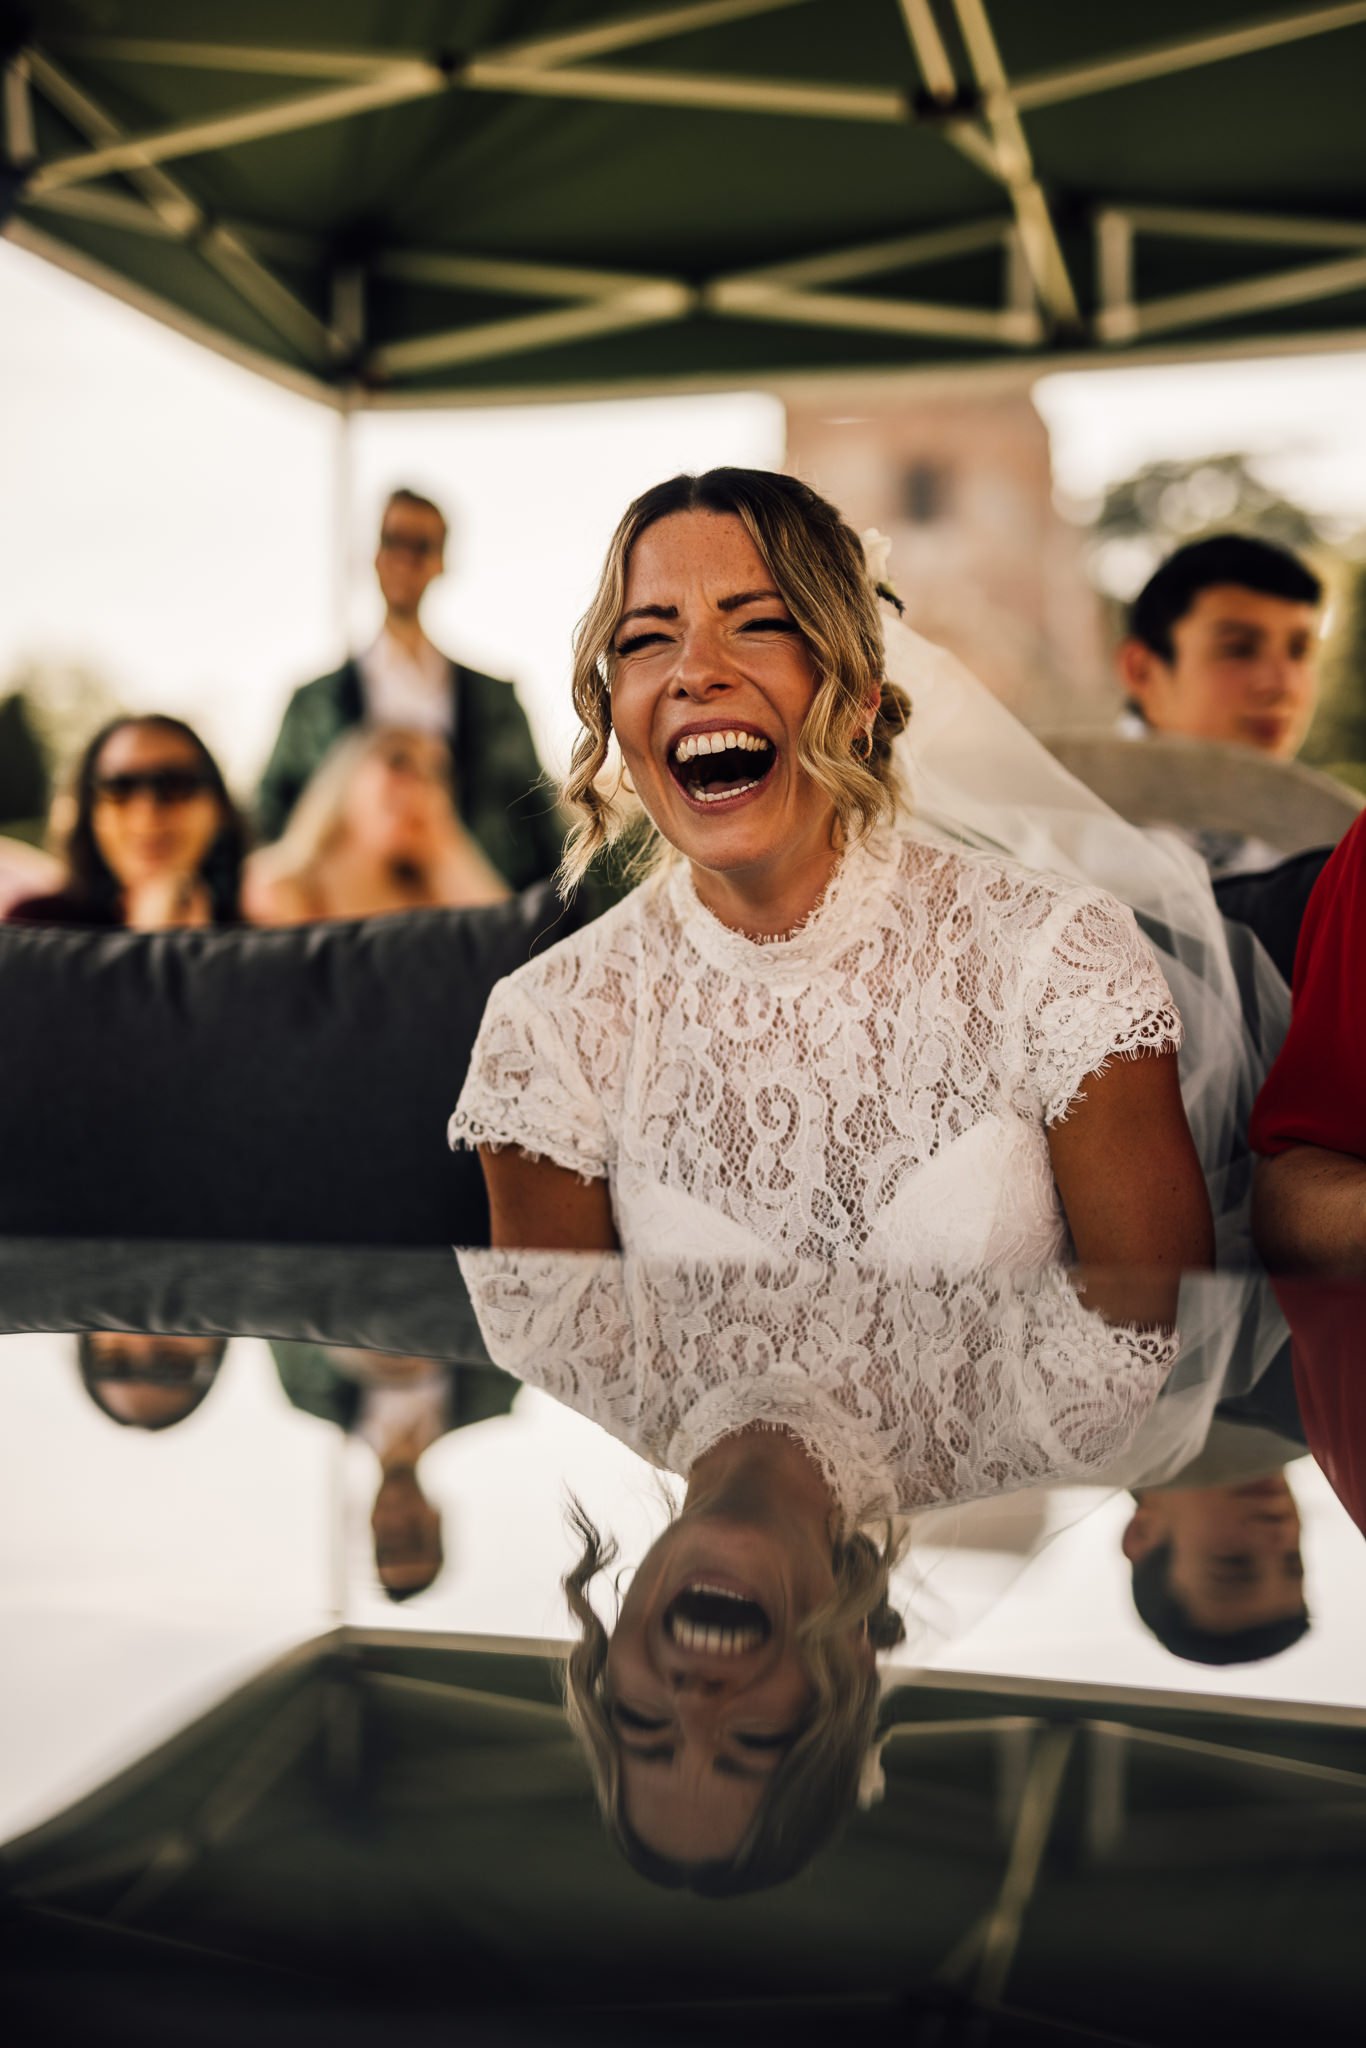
{"left": 6, "top": 714, "right": 246, "bottom": 928}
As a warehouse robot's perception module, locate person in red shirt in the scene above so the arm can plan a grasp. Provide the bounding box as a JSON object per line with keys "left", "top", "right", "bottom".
{"left": 1252, "top": 813, "right": 1366, "bottom": 1540}
{"left": 1253, "top": 809, "right": 1366, "bottom": 1264}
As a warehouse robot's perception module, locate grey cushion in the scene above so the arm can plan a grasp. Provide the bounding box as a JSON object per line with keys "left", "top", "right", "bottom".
{"left": 0, "top": 886, "right": 577, "bottom": 1244}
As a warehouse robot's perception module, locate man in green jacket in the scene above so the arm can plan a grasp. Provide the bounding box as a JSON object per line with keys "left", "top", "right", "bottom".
{"left": 256, "top": 488, "right": 564, "bottom": 890}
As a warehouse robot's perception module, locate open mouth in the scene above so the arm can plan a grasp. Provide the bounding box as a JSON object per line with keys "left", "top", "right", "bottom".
{"left": 664, "top": 1582, "right": 771, "bottom": 1656}
{"left": 668, "top": 729, "right": 776, "bottom": 806}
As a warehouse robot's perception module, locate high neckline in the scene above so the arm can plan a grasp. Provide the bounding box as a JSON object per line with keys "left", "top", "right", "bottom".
{"left": 667, "top": 830, "right": 895, "bottom": 980}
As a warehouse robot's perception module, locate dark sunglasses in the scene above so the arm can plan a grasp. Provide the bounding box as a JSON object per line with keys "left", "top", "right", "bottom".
{"left": 84, "top": 1345, "right": 221, "bottom": 1387}
{"left": 93, "top": 768, "right": 214, "bottom": 806}
{"left": 379, "top": 530, "right": 441, "bottom": 559}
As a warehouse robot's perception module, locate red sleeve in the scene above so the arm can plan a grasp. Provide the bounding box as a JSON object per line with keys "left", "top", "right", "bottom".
{"left": 1250, "top": 811, "right": 1366, "bottom": 1158}
{"left": 1274, "top": 1278, "right": 1366, "bottom": 1543}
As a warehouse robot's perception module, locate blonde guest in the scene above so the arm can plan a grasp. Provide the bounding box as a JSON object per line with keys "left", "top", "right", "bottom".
{"left": 244, "top": 726, "right": 511, "bottom": 924}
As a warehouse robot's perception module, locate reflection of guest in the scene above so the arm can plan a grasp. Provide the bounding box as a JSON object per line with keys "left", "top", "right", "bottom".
{"left": 271, "top": 1343, "right": 514, "bottom": 1602}
{"left": 77, "top": 1332, "right": 227, "bottom": 1430}
{"left": 7, "top": 715, "right": 245, "bottom": 929}
{"left": 255, "top": 488, "right": 562, "bottom": 888}
{"left": 1123, "top": 1470, "right": 1309, "bottom": 1666}
{"left": 244, "top": 727, "right": 510, "bottom": 923}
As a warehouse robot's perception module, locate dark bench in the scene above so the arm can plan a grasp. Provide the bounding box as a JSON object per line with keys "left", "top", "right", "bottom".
{"left": 0, "top": 884, "right": 580, "bottom": 1246}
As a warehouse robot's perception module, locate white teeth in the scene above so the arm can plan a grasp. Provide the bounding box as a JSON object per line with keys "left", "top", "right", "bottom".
{"left": 668, "top": 1616, "right": 762, "bottom": 1655}
{"left": 692, "top": 778, "right": 758, "bottom": 804}
{"left": 672, "top": 730, "right": 770, "bottom": 765}
{"left": 668, "top": 1583, "right": 765, "bottom": 1655}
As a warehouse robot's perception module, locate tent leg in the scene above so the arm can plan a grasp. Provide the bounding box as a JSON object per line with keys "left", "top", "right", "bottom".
{"left": 332, "top": 400, "right": 355, "bottom": 654}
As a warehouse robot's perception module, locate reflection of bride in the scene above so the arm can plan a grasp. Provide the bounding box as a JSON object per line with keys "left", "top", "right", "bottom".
{"left": 447, "top": 466, "right": 1239, "bottom": 1891}
{"left": 461, "top": 1249, "right": 1176, "bottom": 1892}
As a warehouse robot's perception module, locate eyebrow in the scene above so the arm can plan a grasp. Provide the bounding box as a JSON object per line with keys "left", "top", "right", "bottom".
{"left": 616, "top": 588, "right": 784, "bottom": 627}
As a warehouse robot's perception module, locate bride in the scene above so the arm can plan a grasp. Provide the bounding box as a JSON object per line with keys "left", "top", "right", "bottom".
{"left": 450, "top": 466, "right": 1213, "bottom": 1272}
{"left": 448, "top": 466, "right": 1216, "bottom": 1889}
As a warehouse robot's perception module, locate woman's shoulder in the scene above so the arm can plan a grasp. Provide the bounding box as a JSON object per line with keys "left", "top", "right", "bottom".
{"left": 890, "top": 832, "right": 1108, "bottom": 929}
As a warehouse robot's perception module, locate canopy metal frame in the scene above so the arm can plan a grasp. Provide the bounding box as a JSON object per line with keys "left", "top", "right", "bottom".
{"left": 5, "top": 0, "right": 1366, "bottom": 407}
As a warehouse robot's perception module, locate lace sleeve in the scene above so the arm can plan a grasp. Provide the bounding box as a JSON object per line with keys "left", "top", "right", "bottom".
{"left": 448, "top": 971, "right": 611, "bottom": 1183}
{"left": 1024, "top": 887, "right": 1183, "bottom": 1127}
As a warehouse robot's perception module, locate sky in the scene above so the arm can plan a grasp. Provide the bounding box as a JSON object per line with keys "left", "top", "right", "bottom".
{"left": 7, "top": 234, "right": 1366, "bottom": 796}
{"left": 0, "top": 239, "right": 783, "bottom": 790}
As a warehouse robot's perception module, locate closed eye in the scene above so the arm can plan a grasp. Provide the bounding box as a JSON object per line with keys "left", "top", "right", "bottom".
{"left": 614, "top": 630, "right": 673, "bottom": 656}
{"left": 733, "top": 1730, "right": 795, "bottom": 1751}
{"left": 738, "top": 615, "right": 797, "bottom": 633}
{"left": 611, "top": 1703, "right": 670, "bottom": 1733}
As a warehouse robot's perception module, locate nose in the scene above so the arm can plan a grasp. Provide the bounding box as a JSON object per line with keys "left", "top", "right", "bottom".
{"left": 670, "top": 622, "right": 738, "bottom": 701}
{"left": 665, "top": 1661, "right": 729, "bottom": 1695}
{"left": 1255, "top": 654, "right": 1303, "bottom": 702}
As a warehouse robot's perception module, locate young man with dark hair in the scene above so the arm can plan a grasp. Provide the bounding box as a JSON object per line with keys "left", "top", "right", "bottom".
{"left": 256, "top": 489, "right": 563, "bottom": 889}
{"left": 1122, "top": 1470, "right": 1310, "bottom": 1667}
{"left": 1119, "top": 533, "right": 1323, "bottom": 760}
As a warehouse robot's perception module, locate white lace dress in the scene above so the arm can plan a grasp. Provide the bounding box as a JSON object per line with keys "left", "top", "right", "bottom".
{"left": 456, "top": 1252, "right": 1178, "bottom": 1524}
{"left": 449, "top": 830, "right": 1182, "bottom": 1267}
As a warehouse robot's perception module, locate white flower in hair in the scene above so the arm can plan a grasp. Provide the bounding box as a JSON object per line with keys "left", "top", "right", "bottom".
{"left": 860, "top": 527, "right": 897, "bottom": 598}
{"left": 857, "top": 1740, "right": 888, "bottom": 1810}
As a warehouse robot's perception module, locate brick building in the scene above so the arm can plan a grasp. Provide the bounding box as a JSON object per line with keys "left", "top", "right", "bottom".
{"left": 783, "top": 382, "right": 1113, "bottom": 730}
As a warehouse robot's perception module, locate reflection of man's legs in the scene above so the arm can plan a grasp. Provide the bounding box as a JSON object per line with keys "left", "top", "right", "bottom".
{"left": 371, "top": 1463, "right": 444, "bottom": 1602}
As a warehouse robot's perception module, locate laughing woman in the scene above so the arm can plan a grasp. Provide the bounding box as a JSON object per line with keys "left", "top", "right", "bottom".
{"left": 450, "top": 467, "right": 1210, "bottom": 1274}
{"left": 448, "top": 467, "right": 1214, "bottom": 1889}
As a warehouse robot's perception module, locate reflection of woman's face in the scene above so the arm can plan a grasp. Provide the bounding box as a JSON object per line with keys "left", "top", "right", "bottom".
{"left": 345, "top": 732, "right": 456, "bottom": 859}
{"left": 90, "top": 725, "right": 223, "bottom": 891}
{"left": 604, "top": 1502, "right": 839, "bottom": 1864}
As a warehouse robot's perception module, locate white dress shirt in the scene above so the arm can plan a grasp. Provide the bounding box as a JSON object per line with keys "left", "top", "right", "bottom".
{"left": 357, "top": 628, "right": 455, "bottom": 737}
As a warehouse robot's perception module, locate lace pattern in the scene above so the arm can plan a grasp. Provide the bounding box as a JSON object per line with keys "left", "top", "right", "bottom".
{"left": 457, "top": 1252, "right": 1178, "bottom": 1527}
{"left": 449, "top": 833, "right": 1181, "bottom": 1264}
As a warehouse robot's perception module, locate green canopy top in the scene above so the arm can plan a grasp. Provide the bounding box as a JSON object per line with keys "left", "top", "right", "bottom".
{"left": 5, "top": 1, "right": 1366, "bottom": 405}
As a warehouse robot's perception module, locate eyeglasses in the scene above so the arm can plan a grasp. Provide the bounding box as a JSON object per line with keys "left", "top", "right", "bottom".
{"left": 93, "top": 769, "right": 214, "bottom": 807}
{"left": 379, "top": 530, "right": 442, "bottom": 560}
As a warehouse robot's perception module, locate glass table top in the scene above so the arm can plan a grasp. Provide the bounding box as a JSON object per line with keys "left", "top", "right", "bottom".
{"left": 2, "top": 1239, "right": 1362, "bottom": 2045}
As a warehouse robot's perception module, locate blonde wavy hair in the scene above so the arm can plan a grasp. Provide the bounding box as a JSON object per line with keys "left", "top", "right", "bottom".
{"left": 250, "top": 725, "right": 452, "bottom": 894}
{"left": 561, "top": 1499, "right": 907, "bottom": 1895}
{"left": 559, "top": 468, "right": 912, "bottom": 897}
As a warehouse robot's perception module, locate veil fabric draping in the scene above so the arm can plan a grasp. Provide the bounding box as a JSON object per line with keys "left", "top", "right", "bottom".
{"left": 882, "top": 613, "right": 1291, "bottom": 1270}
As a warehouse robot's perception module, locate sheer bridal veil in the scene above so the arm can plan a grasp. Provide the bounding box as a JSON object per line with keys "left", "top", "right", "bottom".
{"left": 880, "top": 608, "right": 1290, "bottom": 1268}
